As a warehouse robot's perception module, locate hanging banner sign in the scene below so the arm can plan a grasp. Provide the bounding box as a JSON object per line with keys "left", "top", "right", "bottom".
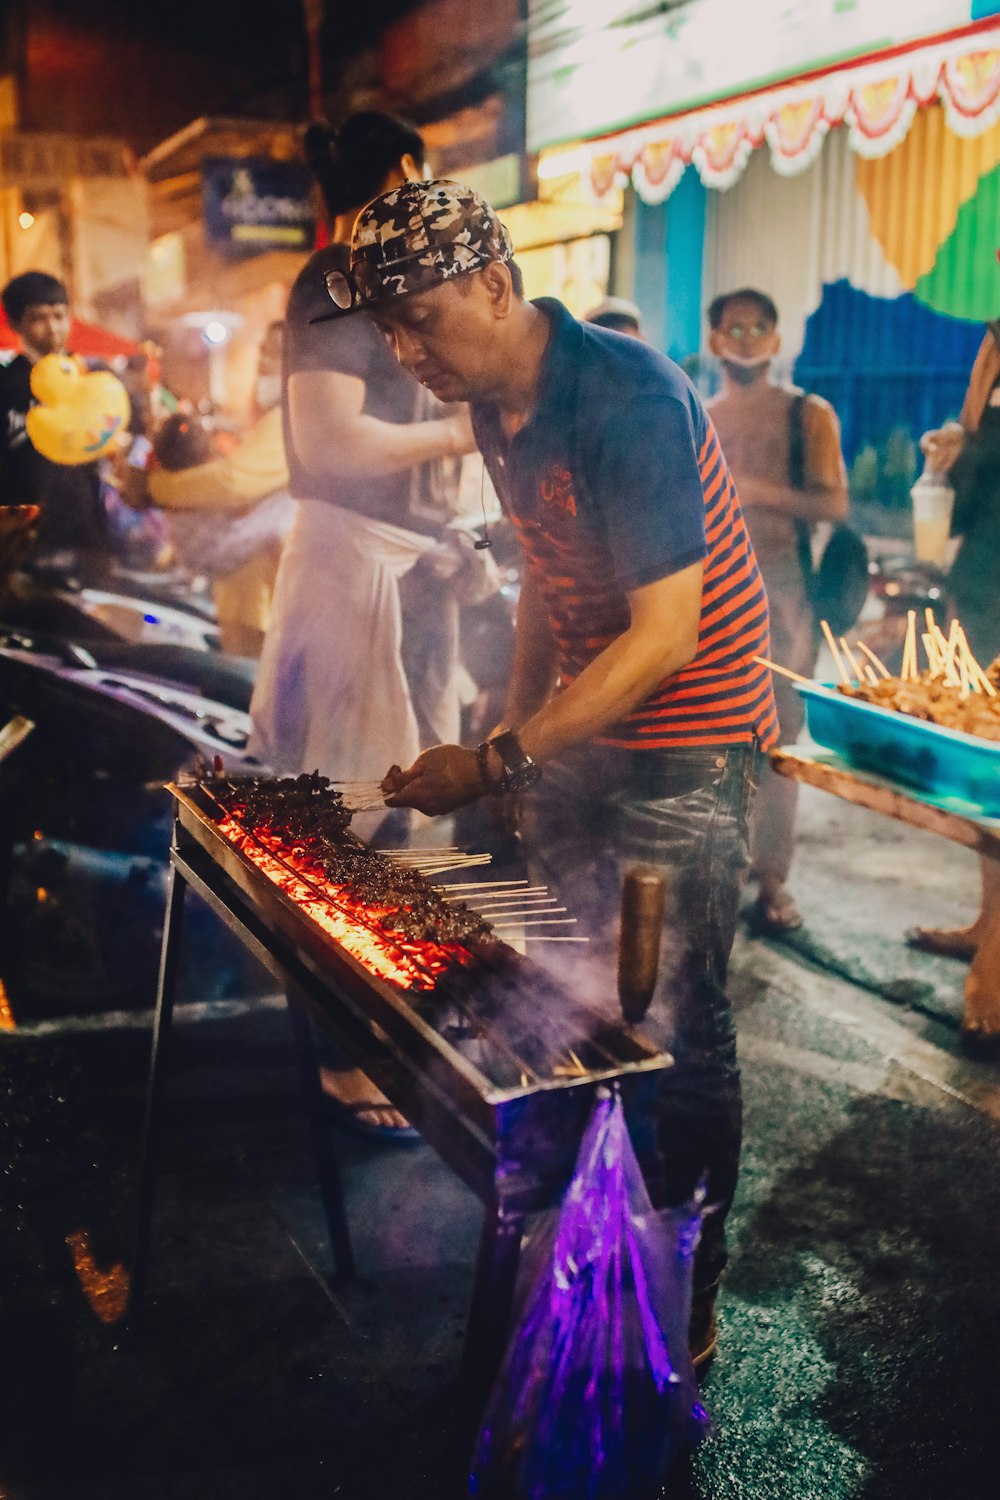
{"left": 527, "top": 0, "right": 1000, "bottom": 152}
{"left": 202, "top": 157, "right": 315, "bottom": 255}
{"left": 537, "top": 25, "right": 1000, "bottom": 201}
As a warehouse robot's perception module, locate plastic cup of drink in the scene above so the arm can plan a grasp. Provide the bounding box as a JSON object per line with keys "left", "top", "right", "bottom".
{"left": 912, "top": 480, "right": 954, "bottom": 567}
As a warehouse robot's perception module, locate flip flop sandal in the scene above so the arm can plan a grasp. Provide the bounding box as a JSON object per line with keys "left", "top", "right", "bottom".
{"left": 748, "top": 893, "right": 803, "bottom": 937}
{"left": 323, "top": 1093, "right": 421, "bottom": 1142}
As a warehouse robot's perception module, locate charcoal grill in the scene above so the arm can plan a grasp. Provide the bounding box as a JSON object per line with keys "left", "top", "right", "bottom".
{"left": 130, "top": 777, "right": 673, "bottom": 1398}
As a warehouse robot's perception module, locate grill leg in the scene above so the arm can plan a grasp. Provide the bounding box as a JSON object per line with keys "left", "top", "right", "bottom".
{"left": 460, "top": 1202, "right": 524, "bottom": 1422}
{"left": 0, "top": 720, "right": 33, "bottom": 999}
{"left": 284, "top": 991, "right": 356, "bottom": 1283}
{"left": 127, "top": 860, "right": 187, "bottom": 1327}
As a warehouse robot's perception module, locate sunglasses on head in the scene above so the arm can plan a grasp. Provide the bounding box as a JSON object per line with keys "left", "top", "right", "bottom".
{"left": 323, "top": 261, "right": 381, "bottom": 311}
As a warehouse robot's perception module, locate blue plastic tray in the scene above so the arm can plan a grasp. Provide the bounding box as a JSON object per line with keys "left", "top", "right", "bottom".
{"left": 795, "top": 682, "right": 1000, "bottom": 817}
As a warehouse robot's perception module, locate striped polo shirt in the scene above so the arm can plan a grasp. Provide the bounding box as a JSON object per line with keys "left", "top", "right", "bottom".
{"left": 473, "top": 299, "right": 779, "bottom": 751}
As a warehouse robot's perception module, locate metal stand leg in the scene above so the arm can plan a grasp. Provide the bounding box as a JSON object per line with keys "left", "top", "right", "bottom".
{"left": 0, "top": 783, "right": 15, "bottom": 988}
{"left": 0, "top": 717, "right": 34, "bottom": 1000}
{"left": 127, "top": 861, "right": 187, "bottom": 1326}
{"left": 459, "top": 1202, "right": 525, "bottom": 1421}
{"left": 284, "top": 991, "right": 356, "bottom": 1282}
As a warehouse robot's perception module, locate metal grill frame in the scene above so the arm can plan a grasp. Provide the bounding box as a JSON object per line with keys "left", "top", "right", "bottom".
{"left": 129, "top": 783, "right": 674, "bottom": 1410}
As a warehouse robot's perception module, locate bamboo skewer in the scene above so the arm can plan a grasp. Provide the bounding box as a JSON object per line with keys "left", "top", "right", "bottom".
{"left": 820, "top": 620, "right": 850, "bottom": 684}
{"left": 466, "top": 895, "right": 558, "bottom": 907}
{"left": 407, "top": 856, "right": 493, "bottom": 874}
{"left": 465, "top": 890, "right": 561, "bottom": 904}
{"left": 856, "top": 641, "right": 891, "bottom": 679}
{"left": 922, "top": 632, "right": 942, "bottom": 676}
{"left": 459, "top": 886, "right": 551, "bottom": 898}
{"left": 838, "top": 637, "right": 870, "bottom": 685}
{"left": 446, "top": 885, "right": 549, "bottom": 899}
{"left": 954, "top": 625, "right": 997, "bottom": 698}
{"left": 485, "top": 908, "right": 567, "bottom": 920}
{"left": 975, "top": 664, "right": 997, "bottom": 698}
{"left": 517, "top": 936, "right": 590, "bottom": 944}
{"left": 901, "top": 610, "right": 918, "bottom": 682}
{"left": 936, "top": 621, "right": 961, "bottom": 685}
{"left": 388, "top": 860, "right": 494, "bottom": 876}
{"left": 378, "top": 846, "right": 461, "bottom": 853}
{"left": 751, "top": 655, "right": 834, "bottom": 690}
{"left": 438, "top": 879, "right": 527, "bottom": 889}
{"left": 491, "top": 912, "right": 578, "bottom": 924}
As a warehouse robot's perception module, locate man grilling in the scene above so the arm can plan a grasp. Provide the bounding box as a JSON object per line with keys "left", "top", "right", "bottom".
{"left": 318, "top": 181, "right": 777, "bottom": 1370}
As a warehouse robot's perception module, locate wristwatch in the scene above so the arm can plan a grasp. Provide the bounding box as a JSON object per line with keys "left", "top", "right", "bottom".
{"left": 478, "top": 729, "right": 542, "bottom": 794}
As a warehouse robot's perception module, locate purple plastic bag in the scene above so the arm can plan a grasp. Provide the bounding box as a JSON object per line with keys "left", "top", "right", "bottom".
{"left": 470, "top": 1088, "right": 709, "bottom": 1500}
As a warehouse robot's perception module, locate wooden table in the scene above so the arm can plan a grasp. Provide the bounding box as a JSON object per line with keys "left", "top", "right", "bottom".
{"left": 771, "top": 747, "right": 1000, "bottom": 1047}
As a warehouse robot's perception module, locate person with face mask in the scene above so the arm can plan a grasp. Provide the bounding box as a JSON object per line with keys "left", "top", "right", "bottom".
{"left": 707, "top": 289, "right": 849, "bottom": 936}
{"left": 144, "top": 321, "right": 293, "bottom": 657}
{"left": 0, "top": 270, "right": 112, "bottom": 573}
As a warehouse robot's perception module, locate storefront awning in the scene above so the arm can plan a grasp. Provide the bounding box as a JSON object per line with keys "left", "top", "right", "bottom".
{"left": 538, "top": 24, "right": 1000, "bottom": 203}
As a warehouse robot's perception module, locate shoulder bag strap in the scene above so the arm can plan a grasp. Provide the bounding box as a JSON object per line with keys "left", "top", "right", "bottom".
{"left": 789, "top": 393, "right": 814, "bottom": 587}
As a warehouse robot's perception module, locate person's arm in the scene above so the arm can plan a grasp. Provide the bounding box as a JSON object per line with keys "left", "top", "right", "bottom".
{"left": 148, "top": 409, "right": 289, "bottom": 512}
{"left": 500, "top": 568, "right": 559, "bottom": 730}
{"left": 287, "top": 371, "right": 474, "bottom": 483}
{"left": 384, "top": 561, "right": 703, "bottom": 815}
{"left": 948, "top": 433, "right": 988, "bottom": 536}
{"left": 516, "top": 561, "right": 702, "bottom": 763}
{"left": 739, "top": 397, "right": 848, "bottom": 523}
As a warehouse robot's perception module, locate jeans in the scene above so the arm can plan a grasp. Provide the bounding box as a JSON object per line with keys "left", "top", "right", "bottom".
{"left": 521, "top": 741, "right": 757, "bottom": 1290}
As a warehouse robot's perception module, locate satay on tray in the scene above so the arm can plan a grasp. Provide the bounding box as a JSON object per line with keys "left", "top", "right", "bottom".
{"left": 757, "top": 611, "right": 1000, "bottom": 746}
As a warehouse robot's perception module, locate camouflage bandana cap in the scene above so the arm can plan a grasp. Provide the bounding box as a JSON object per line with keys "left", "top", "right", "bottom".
{"left": 311, "top": 180, "right": 513, "bottom": 320}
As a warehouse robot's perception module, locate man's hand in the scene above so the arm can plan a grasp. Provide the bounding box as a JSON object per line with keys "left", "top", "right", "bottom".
{"left": 381, "top": 744, "right": 485, "bottom": 816}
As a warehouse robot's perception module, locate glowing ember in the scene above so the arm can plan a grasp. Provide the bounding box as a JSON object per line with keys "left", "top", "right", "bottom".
{"left": 217, "top": 816, "right": 468, "bottom": 989}
{"left": 0, "top": 978, "right": 15, "bottom": 1031}
{"left": 65, "top": 1229, "right": 129, "bottom": 1324}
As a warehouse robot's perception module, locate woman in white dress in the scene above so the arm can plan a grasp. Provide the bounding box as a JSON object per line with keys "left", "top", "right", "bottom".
{"left": 249, "top": 111, "right": 478, "bottom": 1134}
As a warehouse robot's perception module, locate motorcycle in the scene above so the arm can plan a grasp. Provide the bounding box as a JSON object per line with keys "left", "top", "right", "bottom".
{"left": 0, "top": 519, "right": 264, "bottom": 1017}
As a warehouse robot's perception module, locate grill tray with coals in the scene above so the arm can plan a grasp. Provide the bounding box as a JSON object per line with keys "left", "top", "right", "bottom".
{"left": 169, "top": 773, "right": 670, "bottom": 1208}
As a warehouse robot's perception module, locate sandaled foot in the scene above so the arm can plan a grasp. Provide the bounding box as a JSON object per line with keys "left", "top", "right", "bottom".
{"left": 906, "top": 925, "right": 980, "bottom": 962}
{"left": 319, "top": 1067, "right": 418, "bottom": 1140}
{"left": 750, "top": 883, "right": 802, "bottom": 937}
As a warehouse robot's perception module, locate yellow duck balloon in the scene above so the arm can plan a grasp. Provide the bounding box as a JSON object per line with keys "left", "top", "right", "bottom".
{"left": 25, "top": 354, "right": 130, "bottom": 465}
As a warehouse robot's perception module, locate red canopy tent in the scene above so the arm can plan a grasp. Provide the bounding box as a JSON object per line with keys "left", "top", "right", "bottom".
{"left": 0, "top": 308, "right": 139, "bottom": 360}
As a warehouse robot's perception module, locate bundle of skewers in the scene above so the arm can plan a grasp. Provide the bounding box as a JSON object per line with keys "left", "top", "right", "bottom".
{"left": 192, "top": 770, "right": 586, "bottom": 947}
{"left": 756, "top": 611, "right": 1000, "bottom": 745}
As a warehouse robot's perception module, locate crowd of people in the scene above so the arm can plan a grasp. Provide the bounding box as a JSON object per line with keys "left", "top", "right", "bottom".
{"left": 1, "top": 108, "right": 997, "bottom": 1377}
